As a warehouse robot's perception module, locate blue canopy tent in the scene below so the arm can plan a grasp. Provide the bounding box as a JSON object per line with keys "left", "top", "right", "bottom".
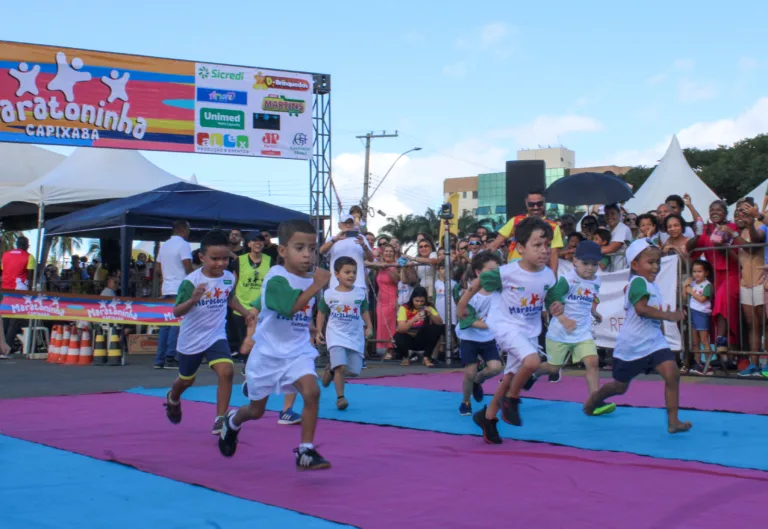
{"left": 43, "top": 182, "right": 309, "bottom": 294}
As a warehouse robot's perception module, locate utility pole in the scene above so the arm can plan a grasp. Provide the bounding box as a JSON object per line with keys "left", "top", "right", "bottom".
{"left": 357, "top": 130, "right": 398, "bottom": 225}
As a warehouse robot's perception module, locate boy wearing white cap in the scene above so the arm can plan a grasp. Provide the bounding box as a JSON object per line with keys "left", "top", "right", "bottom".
{"left": 584, "top": 238, "right": 692, "bottom": 434}
{"left": 319, "top": 214, "right": 374, "bottom": 293}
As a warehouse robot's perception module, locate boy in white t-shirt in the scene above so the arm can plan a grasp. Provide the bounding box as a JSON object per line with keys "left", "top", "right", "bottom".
{"left": 218, "top": 220, "right": 333, "bottom": 470}
{"left": 523, "top": 241, "right": 616, "bottom": 415}
{"left": 317, "top": 256, "right": 373, "bottom": 410}
{"left": 465, "top": 217, "right": 565, "bottom": 444}
{"left": 455, "top": 252, "right": 503, "bottom": 416}
{"left": 319, "top": 214, "right": 374, "bottom": 292}
{"left": 584, "top": 239, "right": 692, "bottom": 434}
{"left": 163, "top": 231, "right": 256, "bottom": 436}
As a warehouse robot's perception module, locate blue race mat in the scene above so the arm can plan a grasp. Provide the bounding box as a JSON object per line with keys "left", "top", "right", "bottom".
{"left": 129, "top": 383, "right": 768, "bottom": 472}
{"left": 0, "top": 435, "right": 354, "bottom": 529}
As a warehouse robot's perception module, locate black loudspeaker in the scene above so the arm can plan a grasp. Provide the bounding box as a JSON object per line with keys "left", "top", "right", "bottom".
{"left": 505, "top": 160, "right": 545, "bottom": 219}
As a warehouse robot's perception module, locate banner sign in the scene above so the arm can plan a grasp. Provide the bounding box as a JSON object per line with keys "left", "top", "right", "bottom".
{"left": 558, "top": 255, "right": 682, "bottom": 351}
{"left": 0, "top": 290, "right": 180, "bottom": 326}
{"left": 0, "top": 41, "right": 314, "bottom": 160}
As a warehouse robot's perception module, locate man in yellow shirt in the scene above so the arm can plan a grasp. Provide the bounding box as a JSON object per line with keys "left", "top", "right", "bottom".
{"left": 489, "top": 189, "right": 563, "bottom": 275}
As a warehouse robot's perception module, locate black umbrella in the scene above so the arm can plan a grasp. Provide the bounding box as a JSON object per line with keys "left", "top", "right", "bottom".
{"left": 545, "top": 171, "right": 634, "bottom": 206}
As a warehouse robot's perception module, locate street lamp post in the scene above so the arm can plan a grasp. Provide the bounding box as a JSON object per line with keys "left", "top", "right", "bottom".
{"left": 367, "top": 147, "right": 422, "bottom": 206}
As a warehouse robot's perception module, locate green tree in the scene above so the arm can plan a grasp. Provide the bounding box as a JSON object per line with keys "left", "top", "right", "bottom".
{"left": 621, "top": 166, "right": 655, "bottom": 190}
{"left": 457, "top": 211, "right": 477, "bottom": 237}
{"left": 380, "top": 214, "right": 422, "bottom": 246}
{"left": 50, "top": 236, "right": 83, "bottom": 259}
{"left": 1, "top": 230, "right": 20, "bottom": 254}
{"left": 414, "top": 207, "right": 440, "bottom": 239}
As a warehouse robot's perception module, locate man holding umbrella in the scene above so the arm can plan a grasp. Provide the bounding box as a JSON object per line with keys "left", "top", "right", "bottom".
{"left": 489, "top": 189, "right": 563, "bottom": 275}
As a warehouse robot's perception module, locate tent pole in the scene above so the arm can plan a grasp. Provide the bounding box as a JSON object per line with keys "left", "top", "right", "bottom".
{"left": 151, "top": 241, "right": 160, "bottom": 297}
{"left": 28, "top": 202, "right": 44, "bottom": 358}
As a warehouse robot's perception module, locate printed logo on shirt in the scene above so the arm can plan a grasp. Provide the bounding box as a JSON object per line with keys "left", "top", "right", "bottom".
{"left": 224, "top": 280, "right": 233, "bottom": 285}
{"left": 508, "top": 293, "right": 543, "bottom": 316}
{"left": 278, "top": 302, "right": 313, "bottom": 328}
{"left": 197, "top": 287, "right": 231, "bottom": 307}
{"left": 567, "top": 286, "right": 598, "bottom": 304}
{"left": 331, "top": 305, "right": 361, "bottom": 320}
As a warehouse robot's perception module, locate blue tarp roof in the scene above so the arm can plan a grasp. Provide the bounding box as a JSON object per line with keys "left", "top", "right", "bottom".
{"left": 43, "top": 182, "right": 309, "bottom": 241}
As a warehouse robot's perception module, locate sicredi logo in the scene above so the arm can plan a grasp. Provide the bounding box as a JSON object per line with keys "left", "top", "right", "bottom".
{"left": 197, "top": 132, "right": 249, "bottom": 150}
{"left": 196, "top": 87, "right": 247, "bottom": 106}
{"left": 199, "top": 108, "right": 244, "bottom": 130}
{"left": 197, "top": 66, "right": 245, "bottom": 81}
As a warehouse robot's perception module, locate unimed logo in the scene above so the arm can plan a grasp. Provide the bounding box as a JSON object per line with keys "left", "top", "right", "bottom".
{"left": 197, "top": 132, "right": 249, "bottom": 150}
{"left": 199, "top": 108, "right": 244, "bottom": 130}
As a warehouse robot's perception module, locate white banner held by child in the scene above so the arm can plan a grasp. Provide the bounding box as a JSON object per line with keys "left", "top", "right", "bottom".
{"left": 558, "top": 255, "right": 681, "bottom": 351}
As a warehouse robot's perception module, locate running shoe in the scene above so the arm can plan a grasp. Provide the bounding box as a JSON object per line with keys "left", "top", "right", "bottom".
{"left": 295, "top": 447, "right": 332, "bottom": 471}
{"left": 212, "top": 415, "right": 225, "bottom": 435}
{"left": 548, "top": 369, "right": 562, "bottom": 383}
{"left": 738, "top": 364, "right": 760, "bottom": 377}
{"left": 337, "top": 396, "right": 349, "bottom": 410}
{"left": 472, "top": 382, "right": 484, "bottom": 403}
{"left": 473, "top": 406, "right": 502, "bottom": 444}
{"left": 278, "top": 408, "right": 302, "bottom": 425}
{"left": 321, "top": 365, "right": 333, "bottom": 388}
{"left": 459, "top": 402, "right": 472, "bottom": 416}
{"left": 522, "top": 374, "right": 539, "bottom": 391}
{"left": 218, "top": 410, "right": 239, "bottom": 458}
{"left": 592, "top": 401, "right": 616, "bottom": 416}
{"left": 163, "top": 358, "right": 179, "bottom": 370}
{"left": 163, "top": 391, "right": 181, "bottom": 424}
{"left": 501, "top": 396, "right": 522, "bottom": 426}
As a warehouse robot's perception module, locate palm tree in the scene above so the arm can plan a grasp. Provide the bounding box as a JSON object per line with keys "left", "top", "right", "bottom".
{"left": 1, "top": 230, "right": 20, "bottom": 253}
{"left": 86, "top": 240, "right": 101, "bottom": 259}
{"left": 415, "top": 208, "right": 440, "bottom": 239}
{"left": 379, "top": 214, "right": 422, "bottom": 246}
{"left": 457, "top": 211, "right": 477, "bottom": 237}
{"left": 50, "top": 236, "right": 83, "bottom": 261}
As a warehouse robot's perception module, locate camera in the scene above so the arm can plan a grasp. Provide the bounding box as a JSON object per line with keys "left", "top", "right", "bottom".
{"left": 439, "top": 202, "right": 454, "bottom": 220}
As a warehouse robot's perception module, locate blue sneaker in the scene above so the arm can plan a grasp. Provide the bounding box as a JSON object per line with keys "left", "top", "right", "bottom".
{"left": 278, "top": 408, "right": 302, "bottom": 425}
{"left": 738, "top": 364, "right": 760, "bottom": 377}
{"left": 362, "top": 359, "right": 367, "bottom": 369}
{"left": 459, "top": 402, "right": 472, "bottom": 416}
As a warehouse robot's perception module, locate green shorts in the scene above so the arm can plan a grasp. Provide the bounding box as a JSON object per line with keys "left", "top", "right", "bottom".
{"left": 545, "top": 338, "right": 598, "bottom": 366}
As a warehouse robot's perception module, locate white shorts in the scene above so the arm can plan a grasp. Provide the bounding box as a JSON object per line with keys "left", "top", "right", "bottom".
{"left": 329, "top": 346, "right": 363, "bottom": 376}
{"left": 245, "top": 352, "right": 318, "bottom": 401}
{"left": 740, "top": 285, "right": 765, "bottom": 307}
{"left": 495, "top": 330, "right": 541, "bottom": 375}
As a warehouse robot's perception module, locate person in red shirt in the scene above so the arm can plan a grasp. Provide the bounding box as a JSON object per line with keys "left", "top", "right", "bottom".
{"left": 1, "top": 236, "right": 35, "bottom": 291}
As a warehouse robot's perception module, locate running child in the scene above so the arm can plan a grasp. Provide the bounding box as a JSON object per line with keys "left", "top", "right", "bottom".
{"left": 455, "top": 252, "right": 503, "bottom": 416}
{"left": 584, "top": 239, "right": 692, "bottom": 434}
{"left": 317, "top": 256, "right": 373, "bottom": 410}
{"left": 217, "top": 220, "right": 333, "bottom": 470}
{"left": 466, "top": 217, "right": 564, "bottom": 443}
{"left": 163, "top": 230, "right": 257, "bottom": 435}
{"left": 240, "top": 297, "right": 303, "bottom": 425}
{"left": 682, "top": 260, "right": 713, "bottom": 374}
{"left": 523, "top": 241, "right": 616, "bottom": 415}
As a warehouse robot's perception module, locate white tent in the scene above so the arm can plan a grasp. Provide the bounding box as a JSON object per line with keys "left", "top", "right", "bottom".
{"left": 3, "top": 147, "right": 183, "bottom": 207}
{"left": 728, "top": 179, "right": 768, "bottom": 218}
{"left": 623, "top": 135, "right": 719, "bottom": 221}
{"left": 0, "top": 143, "right": 65, "bottom": 193}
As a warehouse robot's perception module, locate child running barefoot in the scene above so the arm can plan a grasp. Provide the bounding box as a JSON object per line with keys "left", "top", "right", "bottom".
{"left": 240, "top": 298, "right": 302, "bottom": 424}
{"left": 316, "top": 257, "right": 373, "bottom": 410}
{"left": 523, "top": 241, "right": 616, "bottom": 415}
{"left": 470, "top": 217, "right": 564, "bottom": 443}
{"left": 584, "top": 239, "right": 692, "bottom": 434}
{"left": 164, "top": 230, "right": 257, "bottom": 435}
{"left": 218, "top": 220, "right": 333, "bottom": 470}
{"left": 455, "top": 252, "right": 504, "bottom": 415}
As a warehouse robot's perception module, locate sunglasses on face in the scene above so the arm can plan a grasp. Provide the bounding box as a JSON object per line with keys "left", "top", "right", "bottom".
{"left": 459, "top": 246, "right": 468, "bottom": 251}
{"left": 527, "top": 201, "right": 545, "bottom": 208}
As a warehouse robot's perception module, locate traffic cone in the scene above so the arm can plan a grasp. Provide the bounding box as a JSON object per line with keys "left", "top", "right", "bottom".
{"left": 46, "top": 325, "right": 61, "bottom": 364}
{"left": 78, "top": 328, "right": 93, "bottom": 365}
{"left": 93, "top": 328, "right": 107, "bottom": 366}
{"left": 65, "top": 328, "right": 81, "bottom": 365}
{"left": 57, "top": 325, "right": 71, "bottom": 364}
{"left": 107, "top": 331, "right": 122, "bottom": 366}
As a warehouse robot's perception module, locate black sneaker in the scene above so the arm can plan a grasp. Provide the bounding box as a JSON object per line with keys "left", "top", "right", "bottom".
{"left": 522, "top": 374, "right": 539, "bottom": 391}
{"left": 473, "top": 406, "right": 502, "bottom": 444}
{"left": 212, "top": 415, "right": 225, "bottom": 435}
{"left": 218, "top": 410, "right": 240, "bottom": 458}
{"left": 164, "top": 392, "right": 181, "bottom": 424}
{"left": 501, "top": 396, "right": 522, "bottom": 426}
{"left": 294, "top": 447, "right": 332, "bottom": 471}
{"left": 164, "top": 358, "right": 179, "bottom": 370}
{"left": 548, "top": 369, "right": 562, "bottom": 383}
{"left": 153, "top": 364, "right": 164, "bottom": 370}
{"left": 472, "top": 382, "right": 484, "bottom": 403}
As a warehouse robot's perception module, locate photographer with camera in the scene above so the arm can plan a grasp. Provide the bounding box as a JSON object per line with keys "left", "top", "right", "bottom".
{"left": 320, "top": 214, "right": 374, "bottom": 292}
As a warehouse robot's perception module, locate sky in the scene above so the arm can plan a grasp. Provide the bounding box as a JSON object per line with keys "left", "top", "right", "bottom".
{"left": 3, "top": 0, "right": 768, "bottom": 235}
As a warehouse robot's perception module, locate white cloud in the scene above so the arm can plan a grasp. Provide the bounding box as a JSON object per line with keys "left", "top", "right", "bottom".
{"left": 442, "top": 61, "right": 468, "bottom": 77}
{"left": 738, "top": 56, "right": 758, "bottom": 71}
{"left": 489, "top": 114, "right": 602, "bottom": 146}
{"left": 677, "top": 78, "right": 717, "bottom": 103}
{"left": 647, "top": 73, "right": 666, "bottom": 85}
{"left": 673, "top": 58, "right": 695, "bottom": 71}
{"left": 455, "top": 21, "right": 517, "bottom": 59}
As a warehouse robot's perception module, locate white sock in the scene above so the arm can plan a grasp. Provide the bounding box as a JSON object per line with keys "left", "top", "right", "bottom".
{"left": 299, "top": 442, "right": 314, "bottom": 452}
{"left": 228, "top": 414, "right": 241, "bottom": 431}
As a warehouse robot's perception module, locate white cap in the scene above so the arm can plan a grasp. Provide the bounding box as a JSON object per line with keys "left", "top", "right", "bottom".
{"left": 339, "top": 214, "right": 354, "bottom": 223}
{"left": 625, "top": 238, "right": 656, "bottom": 265}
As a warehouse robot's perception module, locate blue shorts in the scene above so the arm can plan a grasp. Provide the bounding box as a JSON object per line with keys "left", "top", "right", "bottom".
{"left": 690, "top": 309, "right": 711, "bottom": 332}
{"left": 612, "top": 348, "right": 675, "bottom": 384}
{"left": 177, "top": 339, "right": 233, "bottom": 380}
{"left": 460, "top": 339, "right": 500, "bottom": 366}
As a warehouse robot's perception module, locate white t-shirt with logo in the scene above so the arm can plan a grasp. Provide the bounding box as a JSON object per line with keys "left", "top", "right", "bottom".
{"left": 689, "top": 279, "right": 713, "bottom": 314}
{"left": 613, "top": 276, "right": 670, "bottom": 361}
{"left": 158, "top": 235, "right": 193, "bottom": 296}
{"left": 319, "top": 287, "right": 368, "bottom": 354}
{"left": 329, "top": 237, "right": 372, "bottom": 291}
{"left": 434, "top": 278, "right": 458, "bottom": 325}
{"left": 456, "top": 291, "right": 497, "bottom": 343}
{"left": 482, "top": 262, "right": 556, "bottom": 340}
{"left": 397, "top": 281, "right": 414, "bottom": 306}
{"left": 175, "top": 268, "right": 235, "bottom": 355}
{"left": 546, "top": 270, "right": 601, "bottom": 344}
{"left": 251, "top": 266, "right": 317, "bottom": 360}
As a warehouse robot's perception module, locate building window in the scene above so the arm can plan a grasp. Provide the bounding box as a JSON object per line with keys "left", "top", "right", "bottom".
{"left": 476, "top": 206, "right": 491, "bottom": 215}
{"left": 472, "top": 208, "right": 477, "bottom": 216}
{"left": 462, "top": 191, "right": 467, "bottom": 199}
{"left": 472, "top": 191, "right": 478, "bottom": 199}
{"left": 496, "top": 205, "right": 506, "bottom": 214}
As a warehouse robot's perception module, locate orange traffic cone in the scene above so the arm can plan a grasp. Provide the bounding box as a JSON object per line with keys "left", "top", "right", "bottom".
{"left": 78, "top": 328, "right": 93, "bottom": 365}
{"left": 65, "top": 328, "right": 81, "bottom": 365}
{"left": 57, "top": 325, "right": 72, "bottom": 364}
{"left": 93, "top": 328, "right": 107, "bottom": 366}
{"left": 46, "top": 325, "right": 61, "bottom": 363}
